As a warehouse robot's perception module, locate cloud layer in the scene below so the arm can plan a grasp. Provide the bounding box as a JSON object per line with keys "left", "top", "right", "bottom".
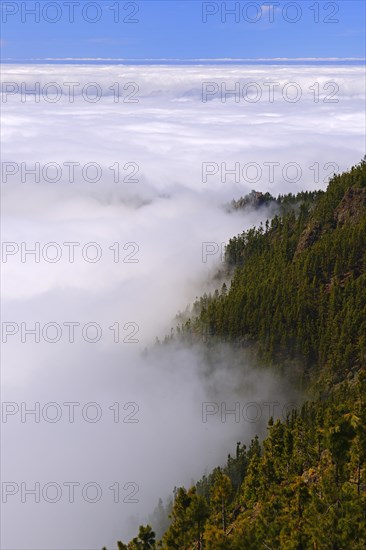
{"left": 1, "top": 64, "right": 364, "bottom": 549}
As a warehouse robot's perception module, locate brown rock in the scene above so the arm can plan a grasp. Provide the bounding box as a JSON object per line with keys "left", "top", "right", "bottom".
{"left": 334, "top": 186, "right": 366, "bottom": 226}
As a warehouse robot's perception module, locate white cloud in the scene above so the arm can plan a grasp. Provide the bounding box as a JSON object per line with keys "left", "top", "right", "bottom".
{"left": 1, "top": 64, "right": 364, "bottom": 549}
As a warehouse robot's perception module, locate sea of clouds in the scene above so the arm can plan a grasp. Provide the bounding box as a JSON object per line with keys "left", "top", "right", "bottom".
{"left": 1, "top": 64, "right": 365, "bottom": 549}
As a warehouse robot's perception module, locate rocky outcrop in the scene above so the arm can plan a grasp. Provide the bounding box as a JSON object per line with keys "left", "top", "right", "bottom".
{"left": 334, "top": 186, "right": 366, "bottom": 226}
{"left": 294, "top": 221, "right": 321, "bottom": 257}
{"left": 295, "top": 185, "right": 366, "bottom": 258}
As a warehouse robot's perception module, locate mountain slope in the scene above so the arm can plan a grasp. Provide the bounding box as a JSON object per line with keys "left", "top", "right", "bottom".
{"left": 106, "top": 159, "right": 366, "bottom": 550}
{"left": 180, "top": 158, "right": 366, "bottom": 387}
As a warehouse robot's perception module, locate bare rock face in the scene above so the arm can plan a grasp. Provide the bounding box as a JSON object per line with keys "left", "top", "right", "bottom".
{"left": 334, "top": 186, "right": 366, "bottom": 226}
{"left": 294, "top": 186, "right": 366, "bottom": 259}
{"left": 294, "top": 221, "right": 321, "bottom": 257}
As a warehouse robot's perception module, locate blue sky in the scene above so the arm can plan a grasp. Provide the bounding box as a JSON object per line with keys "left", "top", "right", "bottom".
{"left": 1, "top": 0, "right": 365, "bottom": 61}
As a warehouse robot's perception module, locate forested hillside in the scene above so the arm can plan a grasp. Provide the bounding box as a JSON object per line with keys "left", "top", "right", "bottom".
{"left": 105, "top": 159, "right": 366, "bottom": 549}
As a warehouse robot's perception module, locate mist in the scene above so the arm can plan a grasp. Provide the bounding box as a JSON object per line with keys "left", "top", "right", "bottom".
{"left": 1, "top": 64, "right": 364, "bottom": 549}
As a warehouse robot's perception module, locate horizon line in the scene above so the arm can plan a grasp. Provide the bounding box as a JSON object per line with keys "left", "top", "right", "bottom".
{"left": 1, "top": 56, "right": 365, "bottom": 62}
